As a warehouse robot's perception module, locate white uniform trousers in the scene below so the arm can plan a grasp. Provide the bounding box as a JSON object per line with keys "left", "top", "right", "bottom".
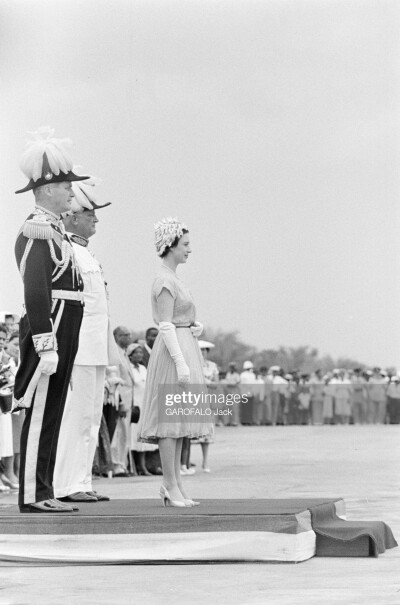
{"left": 0, "top": 413, "right": 13, "bottom": 457}
{"left": 53, "top": 365, "right": 106, "bottom": 497}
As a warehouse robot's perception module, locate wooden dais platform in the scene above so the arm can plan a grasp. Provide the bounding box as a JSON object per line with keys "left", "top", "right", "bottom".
{"left": 0, "top": 498, "right": 395, "bottom": 565}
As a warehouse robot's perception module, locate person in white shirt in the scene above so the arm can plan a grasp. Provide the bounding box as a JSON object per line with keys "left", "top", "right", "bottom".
{"left": 330, "top": 369, "right": 352, "bottom": 424}
{"left": 270, "top": 366, "right": 288, "bottom": 425}
{"left": 53, "top": 176, "right": 119, "bottom": 503}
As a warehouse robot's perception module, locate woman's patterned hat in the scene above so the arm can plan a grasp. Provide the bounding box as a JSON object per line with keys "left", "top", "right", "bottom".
{"left": 154, "top": 217, "right": 187, "bottom": 257}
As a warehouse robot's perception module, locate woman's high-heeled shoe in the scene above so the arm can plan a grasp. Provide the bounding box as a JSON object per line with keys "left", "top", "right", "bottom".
{"left": 0, "top": 474, "right": 18, "bottom": 490}
{"left": 184, "top": 498, "right": 200, "bottom": 506}
{"left": 159, "top": 485, "right": 186, "bottom": 508}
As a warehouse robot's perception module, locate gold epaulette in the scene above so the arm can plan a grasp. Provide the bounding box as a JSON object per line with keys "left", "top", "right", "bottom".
{"left": 22, "top": 215, "right": 54, "bottom": 240}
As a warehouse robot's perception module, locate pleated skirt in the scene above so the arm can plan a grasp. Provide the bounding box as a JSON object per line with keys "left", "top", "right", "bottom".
{"left": 138, "top": 329, "right": 215, "bottom": 443}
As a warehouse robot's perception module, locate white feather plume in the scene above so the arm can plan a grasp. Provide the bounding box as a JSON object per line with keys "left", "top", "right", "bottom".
{"left": 70, "top": 170, "right": 100, "bottom": 212}
{"left": 19, "top": 127, "right": 74, "bottom": 181}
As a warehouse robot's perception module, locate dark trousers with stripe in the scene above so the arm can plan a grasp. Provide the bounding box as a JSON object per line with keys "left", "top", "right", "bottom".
{"left": 16, "top": 301, "right": 83, "bottom": 505}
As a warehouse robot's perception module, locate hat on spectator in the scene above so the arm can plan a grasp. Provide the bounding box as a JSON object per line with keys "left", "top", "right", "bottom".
{"left": 126, "top": 343, "right": 143, "bottom": 356}
{"left": 16, "top": 127, "right": 89, "bottom": 194}
{"left": 269, "top": 365, "right": 281, "bottom": 372}
{"left": 198, "top": 340, "right": 215, "bottom": 350}
{"left": 243, "top": 361, "right": 254, "bottom": 370}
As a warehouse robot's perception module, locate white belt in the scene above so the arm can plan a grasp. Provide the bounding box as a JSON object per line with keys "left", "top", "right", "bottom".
{"left": 52, "top": 289, "right": 84, "bottom": 303}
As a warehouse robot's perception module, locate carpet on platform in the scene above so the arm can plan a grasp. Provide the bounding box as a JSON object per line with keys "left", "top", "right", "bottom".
{"left": 0, "top": 498, "right": 396, "bottom": 565}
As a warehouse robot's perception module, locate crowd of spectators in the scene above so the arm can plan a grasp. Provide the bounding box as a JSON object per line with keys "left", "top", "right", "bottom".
{"left": 219, "top": 363, "right": 400, "bottom": 427}
{"left": 1, "top": 313, "right": 399, "bottom": 493}
{"left": 0, "top": 314, "right": 22, "bottom": 492}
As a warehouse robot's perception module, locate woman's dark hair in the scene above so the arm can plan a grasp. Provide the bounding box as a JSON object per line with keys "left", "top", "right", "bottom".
{"left": 160, "top": 229, "right": 189, "bottom": 258}
{"left": 0, "top": 323, "right": 7, "bottom": 336}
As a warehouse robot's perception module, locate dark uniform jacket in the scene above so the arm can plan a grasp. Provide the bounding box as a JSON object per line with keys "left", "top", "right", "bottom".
{"left": 14, "top": 205, "right": 83, "bottom": 403}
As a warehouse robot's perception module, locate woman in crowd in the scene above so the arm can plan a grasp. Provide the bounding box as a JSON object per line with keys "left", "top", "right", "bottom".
{"left": 309, "top": 370, "right": 324, "bottom": 426}
{"left": 138, "top": 218, "right": 214, "bottom": 507}
{"left": 367, "top": 368, "right": 388, "bottom": 424}
{"left": 0, "top": 325, "right": 18, "bottom": 490}
{"left": 331, "top": 370, "right": 352, "bottom": 424}
{"left": 224, "top": 362, "right": 242, "bottom": 426}
{"left": 240, "top": 361, "right": 257, "bottom": 424}
{"left": 322, "top": 372, "right": 335, "bottom": 424}
{"left": 5, "top": 331, "right": 23, "bottom": 479}
{"left": 127, "top": 343, "right": 157, "bottom": 476}
{"left": 191, "top": 340, "right": 218, "bottom": 472}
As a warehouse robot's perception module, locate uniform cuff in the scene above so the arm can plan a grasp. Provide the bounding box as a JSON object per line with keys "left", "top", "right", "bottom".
{"left": 32, "top": 332, "right": 57, "bottom": 354}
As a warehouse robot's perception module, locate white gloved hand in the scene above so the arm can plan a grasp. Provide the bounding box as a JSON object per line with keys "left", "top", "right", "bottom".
{"left": 175, "top": 359, "right": 190, "bottom": 385}
{"left": 159, "top": 322, "right": 190, "bottom": 385}
{"left": 38, "top": 350, "right": 59, "bottom": 375}
{"left": 190, "top": 321, "right": 203, "bottom": 338}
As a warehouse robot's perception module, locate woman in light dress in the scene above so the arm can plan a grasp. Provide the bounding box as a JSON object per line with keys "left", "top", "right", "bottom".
{"left": 191, "top": 340, "right": 218, "bottom": 472}
{"left": 0, "top": 325, "right": 18, "bottom": 491}
{"left": 126, "top": 343, "right": 157, "bottom": 476}
{"left": 138, "top": 218, "right": 214, "bottom": 507}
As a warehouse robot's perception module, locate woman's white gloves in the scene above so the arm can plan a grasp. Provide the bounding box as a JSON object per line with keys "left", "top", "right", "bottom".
{"left": 38, "top": 350, "right": 59, "bottom": 375}
{"left": 190, "top": 321, "right": 203, "bottom": 338}
{"left": 159, "top": 322, "right": 190, "bottom": 385}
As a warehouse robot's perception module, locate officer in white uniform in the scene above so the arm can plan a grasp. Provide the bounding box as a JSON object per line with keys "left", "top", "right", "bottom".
{"left": 53, "top": 176, "right": 119, "bottom": 503}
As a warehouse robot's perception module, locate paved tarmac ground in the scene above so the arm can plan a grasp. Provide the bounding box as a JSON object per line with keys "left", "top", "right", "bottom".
{"left": 0, "top": 425, "right": 399, "bottom": 605}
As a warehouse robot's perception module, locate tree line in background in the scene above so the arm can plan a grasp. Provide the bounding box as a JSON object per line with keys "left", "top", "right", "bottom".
{"left": 202, "top": 328, "right": 396, "bottom": 375}
{"left": 131, "top": 326, "right": 395, "bottom": 375}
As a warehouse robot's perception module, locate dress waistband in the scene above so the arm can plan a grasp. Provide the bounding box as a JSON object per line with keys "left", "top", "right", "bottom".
{"left": 175, "top": 324, "right": 193, "bottom": 328}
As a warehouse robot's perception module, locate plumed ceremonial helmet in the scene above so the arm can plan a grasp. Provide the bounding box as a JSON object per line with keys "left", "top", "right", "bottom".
{"left": 68, "top": 172, "right": 111, "bottom": 213}
{"left": 15, "top": 127, "right": 89, "bottom": 194}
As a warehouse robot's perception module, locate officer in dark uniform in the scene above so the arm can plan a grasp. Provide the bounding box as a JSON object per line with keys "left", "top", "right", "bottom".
{"left": 13, "top": 127, "right": 89, "bottom": 513}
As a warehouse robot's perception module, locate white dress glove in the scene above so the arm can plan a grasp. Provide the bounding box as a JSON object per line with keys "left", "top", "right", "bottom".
{"left": 190, "top": 321, "right": 203, "bottom": 338}
{"left": 38, "top": 350, "right": 59, "bottom": 375}
{"left": 159, "top": 322, "right": 190, "bottom": 385}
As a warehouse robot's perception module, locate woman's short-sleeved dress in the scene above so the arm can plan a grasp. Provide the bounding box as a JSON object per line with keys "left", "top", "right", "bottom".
{"left": 138, "top": 265, "right": 214, "bottom": 444}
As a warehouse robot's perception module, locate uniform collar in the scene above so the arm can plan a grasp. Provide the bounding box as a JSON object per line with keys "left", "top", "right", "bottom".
{"left": 34, "top": 205, "right": 65, "bottom": 234}
{"left": 35, "top": 205, "right": 61, "bottom": 222}
{"left": 68, "top": 233, "right": 89, "bottom": 247}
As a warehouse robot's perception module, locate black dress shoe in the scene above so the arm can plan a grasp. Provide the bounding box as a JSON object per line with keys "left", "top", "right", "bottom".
{"left": 19, "top": 499, "right": 74, "bottom": 513}
{"left": 54, "top": 498, "right": 79, "bottom": 511}
{"left": 59, "top": 492, "right": 97, "bottom": 502}
{"left": 149, "top": 467, "right": 163, "bottom": 475}
{"left": 86, "top": 491, "right": 110, "bottom": 501}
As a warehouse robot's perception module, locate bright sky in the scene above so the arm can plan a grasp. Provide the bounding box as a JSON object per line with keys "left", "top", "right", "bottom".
{"left": 1, "top": 0, "right": 399, "bottom": 367}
